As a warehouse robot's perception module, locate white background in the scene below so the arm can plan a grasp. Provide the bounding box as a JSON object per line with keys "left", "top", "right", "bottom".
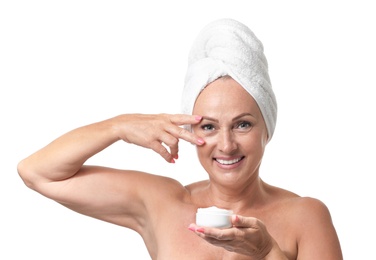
{"left": 1, "top": 1, "right": 375, "bottom": 259}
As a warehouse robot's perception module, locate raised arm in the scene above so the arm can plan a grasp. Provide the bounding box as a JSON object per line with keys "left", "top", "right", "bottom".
{"left": 17, "top": 113, "right": 204, "bottom": 229}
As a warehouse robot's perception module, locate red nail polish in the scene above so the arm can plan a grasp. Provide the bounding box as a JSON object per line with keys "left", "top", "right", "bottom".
{"left": 188, "top": 226, "right": 195, "bottom": 231}
{"left": 195, "top": 115, "right": 202, "bottom": 121}
{"left": 196, "top": 228, "right": 205, "bottom": 233}
{"left": 170, "top": 158, "right": 175, "bottom": 163}
{"left": 197, "top": 138, "right": 205, "bottom": 145}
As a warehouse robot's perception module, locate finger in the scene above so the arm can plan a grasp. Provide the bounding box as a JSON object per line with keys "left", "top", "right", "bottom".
{"left": 204, "top": 228, "right": 235, "bottom": 241}
{"left": 149, "top": 140, "right": 172, "bottom": 163}
{"left": 169, "top": 114, "right": 203, "bottom": 126}
{"left": 167, "top": 114, "right": 205, "bottom": 146}
{"left": 189, "top": 224, "right": 235, "bottom": 241}
{"left": 169, "top": 142, "right": 179, "bottom": 161}
{"left": 232, "top": 215, "right": 260, "bottom": 228}
{"left": 165, "top": 124, "right": 205, "bottom": 146}
{"left": 160, "top": 134, "right": 179, "bottom": 161}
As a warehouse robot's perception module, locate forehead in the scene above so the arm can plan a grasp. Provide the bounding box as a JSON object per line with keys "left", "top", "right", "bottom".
{"left": 193, "top": 77, "right": 260, "bottom": 114}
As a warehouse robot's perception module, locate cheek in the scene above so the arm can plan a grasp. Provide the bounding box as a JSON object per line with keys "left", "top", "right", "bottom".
{"left": 196, "top": 144, "right": 208, "bottom": 158}
{"left": 195, "top": 144, "right": 213, "bottom": 167}
{"left": 247, "top": 141, "right": 263, "bottom": 156}
{"left": 239, "top": 133, "right": 266, "bottom": 154}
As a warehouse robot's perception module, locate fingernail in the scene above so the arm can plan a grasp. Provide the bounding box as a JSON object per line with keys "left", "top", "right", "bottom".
{"left": 196, "top": 228, "right": 205, "bottom": 233}
{"left": 170, "top": 158, "right": 176, "bottom": 163}
{"left": 188, "top": 226, "right": 195, "bottom": 231}
{"left": 173, "top": 154, "right": 179, "bottom": 160}
{"left": 197, "top": 138, "right": 205, "bottom": 145}
{"left": 195, "top": 115, "right": 202, "bottom": 121}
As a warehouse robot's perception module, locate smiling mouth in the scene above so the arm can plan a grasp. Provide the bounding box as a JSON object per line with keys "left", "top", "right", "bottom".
{"left": 215, "top": 157, "right": 244, "bottom": 165}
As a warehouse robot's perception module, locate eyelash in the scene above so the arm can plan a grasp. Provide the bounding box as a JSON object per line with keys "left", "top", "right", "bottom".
{"left": 237, "top": 121, "right": 252, "bottom": 129}
{"left": 201, "top": 124, "right": 215, "bottom": 131}
{"left": 200, "top": 121, "right": 252, "bottom": 131}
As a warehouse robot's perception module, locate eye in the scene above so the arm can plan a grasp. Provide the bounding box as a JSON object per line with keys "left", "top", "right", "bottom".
{"left": 201, "top": 124, "right": 215, "bottom": 131}
{"left": 236, "top": 121, "right": 252, "bottom": 129}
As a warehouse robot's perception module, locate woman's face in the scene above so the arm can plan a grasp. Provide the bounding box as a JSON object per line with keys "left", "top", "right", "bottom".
{"left": 192, "top": 77, "right": 268, "bottom": 187}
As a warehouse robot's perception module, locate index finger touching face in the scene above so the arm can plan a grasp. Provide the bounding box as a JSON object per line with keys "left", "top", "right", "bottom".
{"left": 168, "top": 114, "right": 205, "bottom": 146}
{"left": 169, "top": 114, "right": 203, "bottom": 126}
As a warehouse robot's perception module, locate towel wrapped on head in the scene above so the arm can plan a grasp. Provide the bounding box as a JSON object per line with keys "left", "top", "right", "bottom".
{"left": 181, "top": 18, "right": 277, "bottom": 141}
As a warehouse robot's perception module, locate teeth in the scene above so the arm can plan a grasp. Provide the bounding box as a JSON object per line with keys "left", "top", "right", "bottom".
{"left": 216, "top": 157, "right": 242, "bottom": 165}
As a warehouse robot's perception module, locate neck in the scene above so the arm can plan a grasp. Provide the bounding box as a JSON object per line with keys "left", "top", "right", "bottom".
{"left": 206, "top": 176, "right": 268, "bottom": 213}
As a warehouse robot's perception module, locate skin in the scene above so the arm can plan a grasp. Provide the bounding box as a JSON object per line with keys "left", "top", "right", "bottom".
{"left": 18, "top": 77, "right": 343, "bottom": 259}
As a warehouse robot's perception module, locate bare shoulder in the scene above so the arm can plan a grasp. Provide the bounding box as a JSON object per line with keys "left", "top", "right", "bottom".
{"left": 287, "top": 196, "right": 333, "bottom": 223}
{"left": 289, "top": 197, "right": 343, "bottom": 259}
{"left": 264, "top": 182, "right": 330, "bottom": 218}
{"left": 269, "top": 184, "right": 333, "bottom": 224}
{"left": 290, "top": 197, "right": 329, "bottom": 216}
{"left": 264, "top": 182, "right": 335, "bottom": 235}
{"left": 183, "top": 180, "right": 210, "bottom": 198}
{"left": 265, "top": 185, "right": 342, "bottom": 259}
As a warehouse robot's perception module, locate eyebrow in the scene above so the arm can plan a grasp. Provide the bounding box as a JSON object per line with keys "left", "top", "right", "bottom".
{"left": 202, "top": 113, "right": 256, "bottom": 123}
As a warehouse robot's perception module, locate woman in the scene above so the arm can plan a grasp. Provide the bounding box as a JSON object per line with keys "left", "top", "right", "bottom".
{"left": 18, "top": 19, "right": 343, "bottom": 259}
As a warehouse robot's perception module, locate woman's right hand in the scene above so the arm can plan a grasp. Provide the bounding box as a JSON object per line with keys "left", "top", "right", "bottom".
{"left": 114, "top": 114, "right": 205, "bottom": 163}
{"left": 18, "top": 113, "right": 205, "bottom": 186}
{"left": 18, "top": 113, "right": 204, "bottom": 231}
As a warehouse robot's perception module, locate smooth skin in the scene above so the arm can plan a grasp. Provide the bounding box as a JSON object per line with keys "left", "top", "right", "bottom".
{"left": 18, "top": 77, "right": 343, "bottom": 259}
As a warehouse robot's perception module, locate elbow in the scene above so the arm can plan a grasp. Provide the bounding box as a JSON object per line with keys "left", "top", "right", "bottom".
{"left": 17, "top": 159, "right": 38, "bottom": 190}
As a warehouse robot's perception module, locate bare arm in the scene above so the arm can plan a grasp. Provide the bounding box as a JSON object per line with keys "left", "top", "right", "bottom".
{"left": 17, "top": 113, "right": 204, "bottom": 230}
{"left": 296, "top": 198, "right": 343, "bottom": 260}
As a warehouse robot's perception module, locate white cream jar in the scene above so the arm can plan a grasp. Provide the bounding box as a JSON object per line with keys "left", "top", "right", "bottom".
{"left": 196, "top": 206, "right": 233, "bottom": 228}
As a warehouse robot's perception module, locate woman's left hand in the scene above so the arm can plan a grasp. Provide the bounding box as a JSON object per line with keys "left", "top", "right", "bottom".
{"left": 188, "top": 215, "right": 274, "bottom": 258}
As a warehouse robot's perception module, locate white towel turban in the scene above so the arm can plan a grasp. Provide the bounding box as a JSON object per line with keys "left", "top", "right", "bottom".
{"left": 181, "top": 18, "right": 277, "bottom": 141}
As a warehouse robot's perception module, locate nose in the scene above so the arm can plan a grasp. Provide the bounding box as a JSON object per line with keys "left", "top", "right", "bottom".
{"left": 217, "top": 129, "right": 238, "bottom": 154}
